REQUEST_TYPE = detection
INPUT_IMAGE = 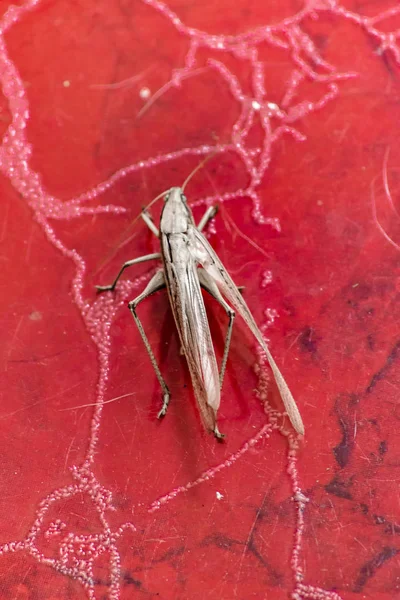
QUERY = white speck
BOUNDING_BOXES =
[252,100,261,111]
[29,311,42,321]
[63,80,71,88]
[217,42,224,49]
[267,101,280,113]
[139,87,151,99]
[216,491,224,500]
[317,200,323,206]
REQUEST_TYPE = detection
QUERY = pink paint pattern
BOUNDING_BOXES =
[0,1,399,598]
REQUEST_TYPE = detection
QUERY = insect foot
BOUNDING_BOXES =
[157,393,170,419]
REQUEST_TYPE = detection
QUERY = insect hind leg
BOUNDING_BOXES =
[198,268,235,391]
[128,270,170,418]
[198,268,237,439]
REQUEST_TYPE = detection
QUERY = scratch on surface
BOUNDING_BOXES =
[0,194,10,243]
[353,536,368,552]
[0,381,83,420]
[233,490,268,598]
[113,416,129,447]
[63,436,76,473]
[371,158,400,251]
[0,398,42,420]
[5,315,24,370]
[89,67,152,90]
[355,441,372,463]
[24,223,35,263]
[382,146,400,219]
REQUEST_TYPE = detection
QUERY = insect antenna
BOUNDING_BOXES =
[181,151,217,192]
[93,151,216,277]
[92,188,170,278]
[145,187,171,211]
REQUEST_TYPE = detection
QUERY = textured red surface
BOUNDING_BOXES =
[2,1,400,599]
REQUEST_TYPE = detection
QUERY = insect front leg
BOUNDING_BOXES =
[198,269,235,391]
[197,205,218,232]
[141,210,160,237]
[128,270,171,419]
[96,253,161,292]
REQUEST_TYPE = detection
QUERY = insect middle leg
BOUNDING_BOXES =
[198,269,235,390]
[197,207,245,294]
[128,270,171,418]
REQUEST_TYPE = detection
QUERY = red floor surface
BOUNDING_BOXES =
[1,1,400,599]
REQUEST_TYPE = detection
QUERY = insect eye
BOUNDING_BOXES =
[164,193,170,202]
[181,194,187,203]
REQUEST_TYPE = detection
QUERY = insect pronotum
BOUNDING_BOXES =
[96,170,304,438]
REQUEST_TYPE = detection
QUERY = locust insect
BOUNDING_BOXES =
[96,170,304,438]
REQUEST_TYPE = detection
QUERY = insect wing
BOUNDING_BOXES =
[189,226,305,435]
[165,253,221,433]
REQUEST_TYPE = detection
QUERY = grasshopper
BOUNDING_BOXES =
[96,180,304,438]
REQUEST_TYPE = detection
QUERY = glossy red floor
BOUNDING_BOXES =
[1,1,400,598]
